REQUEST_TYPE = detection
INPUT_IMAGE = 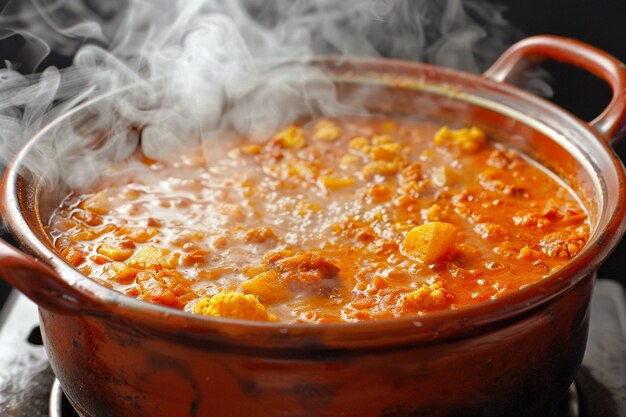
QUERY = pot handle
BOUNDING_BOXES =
[484,35,626,145]
[0,238,105,315]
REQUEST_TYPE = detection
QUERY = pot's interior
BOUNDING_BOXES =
[7,57,625,343]
[30,61,609,251]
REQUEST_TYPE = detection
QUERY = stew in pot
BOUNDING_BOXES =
[48,117,589,323]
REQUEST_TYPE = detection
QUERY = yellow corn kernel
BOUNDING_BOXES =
[128,246,180,269]
[193,292,277,321]
[402,222,457,264]
[242,269,291,303]
[273,126,306,149]
[320,176,356,190]
[312,119,341,141]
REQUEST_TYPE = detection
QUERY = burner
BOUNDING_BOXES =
[49,380,79,417]
[1,280,625,417]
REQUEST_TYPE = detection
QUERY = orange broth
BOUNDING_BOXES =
[48,117,589,323]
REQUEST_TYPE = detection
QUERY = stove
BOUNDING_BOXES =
[0,280,624,417]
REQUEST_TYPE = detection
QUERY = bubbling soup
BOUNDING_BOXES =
[48,117,589,323]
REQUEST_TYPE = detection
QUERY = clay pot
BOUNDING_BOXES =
[1,36,625,417]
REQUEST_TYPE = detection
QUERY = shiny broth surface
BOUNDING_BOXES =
[48,118,589,322]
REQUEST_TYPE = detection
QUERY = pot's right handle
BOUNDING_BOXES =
[484,35,626,145]
[0,238,104,315]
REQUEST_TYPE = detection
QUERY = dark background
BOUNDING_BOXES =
[1,0,626,305]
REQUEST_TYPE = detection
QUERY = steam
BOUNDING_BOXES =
[0,0,527,184]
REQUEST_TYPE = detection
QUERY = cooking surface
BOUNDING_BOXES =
[0,279,624,416]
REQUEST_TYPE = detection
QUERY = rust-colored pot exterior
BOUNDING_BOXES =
[1,36,626,417]
[43,276,592,417]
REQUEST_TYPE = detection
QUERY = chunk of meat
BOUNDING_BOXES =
[540,230,587,259]
[275,251,341,285]
[243,250,341,303]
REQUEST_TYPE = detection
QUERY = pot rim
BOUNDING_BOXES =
[2,54,625,348]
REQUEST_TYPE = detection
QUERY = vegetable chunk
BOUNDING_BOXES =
[401,281,453,311]
[402,222,457,264]
[434,126,486,153]
[128,246,180,269]
[134,269,196,308]
[194,293,277,321]
[242,269,291,303]
[271,126,307,149]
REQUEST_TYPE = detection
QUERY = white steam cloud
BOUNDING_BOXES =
[0,0,532,186]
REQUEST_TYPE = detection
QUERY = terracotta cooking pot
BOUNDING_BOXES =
[1,36,625,417]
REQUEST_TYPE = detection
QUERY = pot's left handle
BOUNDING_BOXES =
[0,238,103,315]
[484,35,626,145]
